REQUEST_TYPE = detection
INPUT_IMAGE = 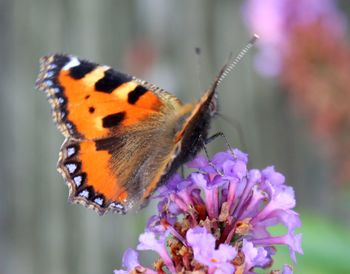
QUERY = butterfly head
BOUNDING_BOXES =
[208,92,218,117]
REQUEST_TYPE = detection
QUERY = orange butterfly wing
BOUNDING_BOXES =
[36,54,192,215]
[37,55,170,140]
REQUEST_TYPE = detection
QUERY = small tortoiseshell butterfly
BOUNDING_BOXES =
[35,36,257,215]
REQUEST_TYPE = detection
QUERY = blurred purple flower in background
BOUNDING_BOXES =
[115,149,302,273]
[243,0,350,185]
[243,0,347,76]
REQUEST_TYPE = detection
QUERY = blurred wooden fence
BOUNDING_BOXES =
[0,0,348,274]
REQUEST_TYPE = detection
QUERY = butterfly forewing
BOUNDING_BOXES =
[36,54,175,140]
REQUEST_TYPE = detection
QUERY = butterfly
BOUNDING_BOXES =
[35,38,256,215]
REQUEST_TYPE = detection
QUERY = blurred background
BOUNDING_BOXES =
[1,0,350,273]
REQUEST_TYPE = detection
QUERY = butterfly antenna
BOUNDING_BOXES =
[216,34,259,87]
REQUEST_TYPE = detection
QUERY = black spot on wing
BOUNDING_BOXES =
[89,107,95,113]
[102,112,126,128]
[95,69,132,93]
[52,55,71,68]
[69,61,97,79]
[128,85,148,104]
[95,136,124,153]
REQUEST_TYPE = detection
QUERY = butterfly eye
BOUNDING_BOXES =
[209,98,217,116]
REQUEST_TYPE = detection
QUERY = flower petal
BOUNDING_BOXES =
[262,166,285,185]
[122,248,140,269]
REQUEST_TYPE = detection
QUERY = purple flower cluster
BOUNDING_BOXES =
[243,0,347,76]
[115,149,302,273]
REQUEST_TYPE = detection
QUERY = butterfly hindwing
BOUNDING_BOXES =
[58,117,195,215]
[58,138,127,214]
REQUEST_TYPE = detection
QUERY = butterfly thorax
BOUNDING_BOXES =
[156,89,217,188]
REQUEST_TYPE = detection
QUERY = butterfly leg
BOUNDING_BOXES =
[180,165,185,177]
[205,132,236,159]
[200,135,224,176]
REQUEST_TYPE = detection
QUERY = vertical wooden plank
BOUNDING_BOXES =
[0,0,16,273]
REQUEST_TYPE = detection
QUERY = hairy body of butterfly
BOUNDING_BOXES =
[36,54,225,215]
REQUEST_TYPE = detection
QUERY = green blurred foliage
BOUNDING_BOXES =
[271,212,350,273]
